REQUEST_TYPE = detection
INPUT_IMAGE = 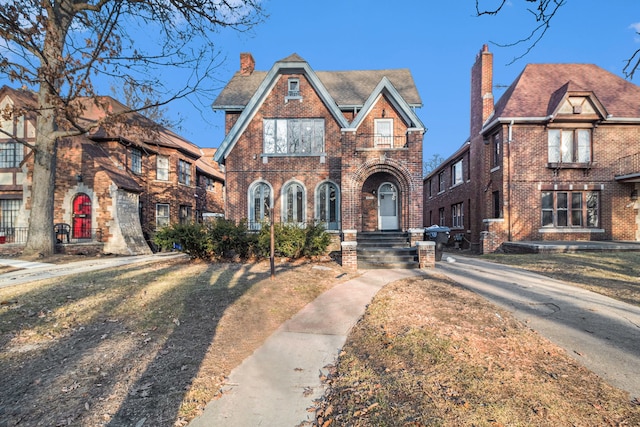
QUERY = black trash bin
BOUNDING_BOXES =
[424,225,451,261]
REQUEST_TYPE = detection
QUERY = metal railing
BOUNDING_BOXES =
[615,152,640,177]
[0,227,102,244]
[356,134,409,149]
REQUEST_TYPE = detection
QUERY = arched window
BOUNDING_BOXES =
[282,181,305,224]
[316,181,339,230]
[249,181,271,229]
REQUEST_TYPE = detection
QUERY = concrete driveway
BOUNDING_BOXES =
[437,254,640,400]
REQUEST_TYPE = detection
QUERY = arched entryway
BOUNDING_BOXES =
[361,172,404,231]
[72,193,92,239]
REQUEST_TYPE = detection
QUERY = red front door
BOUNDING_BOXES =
[72,193,92,239]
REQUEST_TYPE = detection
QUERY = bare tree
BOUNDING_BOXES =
[424,153,445,177]
[0,0,263,256]
[475,0,640,79]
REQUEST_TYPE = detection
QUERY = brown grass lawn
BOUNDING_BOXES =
[0,257,357,426]
[314,251,640,426]
[1,251,639,426]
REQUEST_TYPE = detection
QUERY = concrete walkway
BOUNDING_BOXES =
[437,254,640,399]
[189,268,424,427]
[0,253,185,288]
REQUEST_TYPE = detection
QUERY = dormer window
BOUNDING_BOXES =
[286,78,301,101]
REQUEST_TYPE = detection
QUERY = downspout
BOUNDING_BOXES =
[507,120,514,242]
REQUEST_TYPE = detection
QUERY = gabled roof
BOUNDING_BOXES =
[212,54,424,163]
[197,148,224,180]
[486,63,640,131]
[351,77,424,130]
[82,141,143,193]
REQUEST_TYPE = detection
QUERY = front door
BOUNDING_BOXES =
[72,193,92,239]
[378,182,398,230]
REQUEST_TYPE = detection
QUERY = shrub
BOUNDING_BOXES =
[154,222,211,259]
[257,222,331,258]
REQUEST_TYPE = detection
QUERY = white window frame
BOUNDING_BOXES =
[263,118,325,155]
[156,155,169,181]
[374,118,394,147]
[452,159,463,186]
[287,78,301,98]
[548,129,591,164]
[248,180,272,229]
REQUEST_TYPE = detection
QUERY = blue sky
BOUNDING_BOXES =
[184,0,639,161]
[4,1,639,162]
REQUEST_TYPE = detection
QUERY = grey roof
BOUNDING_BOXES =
[213,66,422,110]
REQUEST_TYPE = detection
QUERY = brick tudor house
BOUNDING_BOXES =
[424,45,640,253]
[0,86,224,255]
[212,53,426,264]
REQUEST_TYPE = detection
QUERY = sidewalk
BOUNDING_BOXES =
[189,268,425,427]
[0,253,185,288]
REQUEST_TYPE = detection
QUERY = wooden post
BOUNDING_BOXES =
[270,208,275,280]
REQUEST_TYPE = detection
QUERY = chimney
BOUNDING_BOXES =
[470,44,494,137]
[240,52,255,76]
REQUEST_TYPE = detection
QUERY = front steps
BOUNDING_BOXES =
[356,231,419,269]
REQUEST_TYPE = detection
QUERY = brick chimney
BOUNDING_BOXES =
[470,44,494,137]
[240,52,255,76]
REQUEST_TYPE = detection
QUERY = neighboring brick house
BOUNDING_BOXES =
[212,53,425,237]
[424,45,640,253]
[0,86,223,255]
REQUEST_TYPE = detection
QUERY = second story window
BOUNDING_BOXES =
[157,155,169,181]
[548,128,591,164]
[374,119,393,147]
[438,171,445,193]
[451,159,463,186]
[264,118,324,155]
[491,133,501,168]
[0,141,23,168]
[130,147,142,174]
[178,159,191,185]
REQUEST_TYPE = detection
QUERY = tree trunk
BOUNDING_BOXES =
[23,89,57,257]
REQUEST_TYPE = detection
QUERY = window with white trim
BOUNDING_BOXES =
[451,159,463,186]
[249,181,271,229]
[374,119,393,147]
[541,191,599,227]
[0,141,23,168]
[263,118,324,154]
[157,156,169,181]
[287,78,300,97]
[438,207,445,226]
[548,129,591,164]
[438,171,445,193]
